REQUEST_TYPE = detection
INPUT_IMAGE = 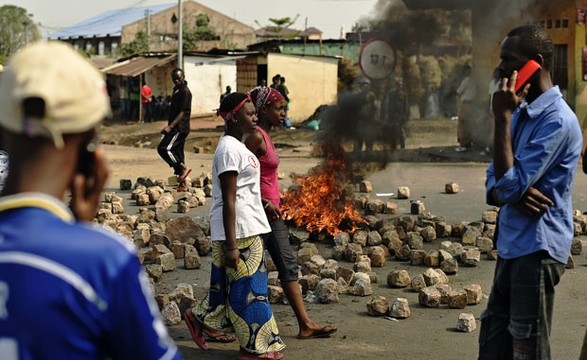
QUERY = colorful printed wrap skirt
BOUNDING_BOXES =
[192,235,285,354]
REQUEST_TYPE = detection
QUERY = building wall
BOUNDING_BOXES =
[122,0,255,52]
[280,42,361,62]
[184,56,237,115]
[471,1,580,111]
[266,53,339,122]
[145,63,176,101]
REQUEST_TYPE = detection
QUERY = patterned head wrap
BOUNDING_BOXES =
[216,93,252,122]
[249,86,285,111]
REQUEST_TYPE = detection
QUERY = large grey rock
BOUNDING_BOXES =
[161,302,182,325]
[165,216,206,244]
[184,244,201,269]
[418,286,442,307]
[316,278,339,304]
[389,298,411,318]
[366,296,389,316]
[387,269,411,288]
[456,313,477,333]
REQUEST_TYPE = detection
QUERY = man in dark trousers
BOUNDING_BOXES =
[0,41,180,360]
[479,24,582,359]
[157,68,192,190]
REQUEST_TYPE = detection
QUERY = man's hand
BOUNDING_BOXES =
[513,187,554,216]
[70,147,109,222]
[492,71,529,120]
[160,126,172,134]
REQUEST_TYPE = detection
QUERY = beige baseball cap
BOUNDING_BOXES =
[0,41,111,148]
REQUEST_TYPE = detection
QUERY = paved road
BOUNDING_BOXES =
[102,144,587,360]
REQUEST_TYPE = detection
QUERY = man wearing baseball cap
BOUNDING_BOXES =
[0,42,181,359]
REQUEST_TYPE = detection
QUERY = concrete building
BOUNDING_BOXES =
[237,52,340,122]
[49,1,255,57]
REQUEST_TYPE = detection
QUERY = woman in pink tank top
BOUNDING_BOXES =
[245,86,337,340]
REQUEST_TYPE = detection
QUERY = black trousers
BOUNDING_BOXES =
[157,131,188,175]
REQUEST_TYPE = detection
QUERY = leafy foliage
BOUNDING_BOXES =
[183,13,219,50]
[256,15,300,40]
[120,31,149,57]
[338,57,360,92]
[0,5,40,64]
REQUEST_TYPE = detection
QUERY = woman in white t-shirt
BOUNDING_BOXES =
[184,92,285,360]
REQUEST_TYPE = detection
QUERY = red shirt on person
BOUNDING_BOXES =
[141,85,152,104]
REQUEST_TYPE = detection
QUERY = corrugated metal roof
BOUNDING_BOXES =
[102,54,177,77]
[49,3,174,39]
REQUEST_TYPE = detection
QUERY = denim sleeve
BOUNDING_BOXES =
[492,118,566,204]
[485,162,499,206]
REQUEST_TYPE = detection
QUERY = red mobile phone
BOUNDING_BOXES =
[515,60,541,94]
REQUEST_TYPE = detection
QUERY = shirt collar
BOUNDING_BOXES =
[0,192,74,223]
[521,85,562,118]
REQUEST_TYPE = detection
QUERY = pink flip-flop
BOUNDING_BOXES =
[184,310,207,350]
[238,351,284,360]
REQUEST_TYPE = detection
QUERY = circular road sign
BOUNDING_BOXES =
[359,39,396,80]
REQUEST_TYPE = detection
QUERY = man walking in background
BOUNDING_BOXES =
[157,68,192,190]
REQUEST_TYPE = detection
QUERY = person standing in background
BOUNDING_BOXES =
[455,64,476,152]
[270,74,281,89]
[276,76,291,119]
[129,80,140,121]
[220,85,232,102]
[0,41,181,360]
[119,79,129,119]
[141,82,153,123]
[157,68,192,191]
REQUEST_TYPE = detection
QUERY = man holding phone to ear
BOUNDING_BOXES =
[0,42,181,360]
[479,24,582,359]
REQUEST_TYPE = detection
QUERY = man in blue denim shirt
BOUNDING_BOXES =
[478,24,582,360]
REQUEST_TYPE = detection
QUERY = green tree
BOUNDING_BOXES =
[183,13,218,50]
[0,5,40,64]
[255,15,300,40]
[120,31,149,57]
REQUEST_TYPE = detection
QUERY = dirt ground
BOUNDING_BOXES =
[99,117,587,360]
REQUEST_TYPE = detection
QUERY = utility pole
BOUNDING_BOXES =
[177,0,183,69]
[303,17,307,56]
[145,9,151,51]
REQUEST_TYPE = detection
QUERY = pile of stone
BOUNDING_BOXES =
[101,178,587,328]
[96,177,214,286]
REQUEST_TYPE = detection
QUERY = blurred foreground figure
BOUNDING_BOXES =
[0,42,181,360]
[479,24,582,360]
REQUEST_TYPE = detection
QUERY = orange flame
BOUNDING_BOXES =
[282,148,364,236]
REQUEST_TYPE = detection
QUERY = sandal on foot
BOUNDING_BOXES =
[206,332,236,343]
[238,351,284,360]
[297,325,337,340]
[184,310,207,350]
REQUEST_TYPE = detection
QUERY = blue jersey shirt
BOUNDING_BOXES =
[0,193,181,360]
[486,86,582,264]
